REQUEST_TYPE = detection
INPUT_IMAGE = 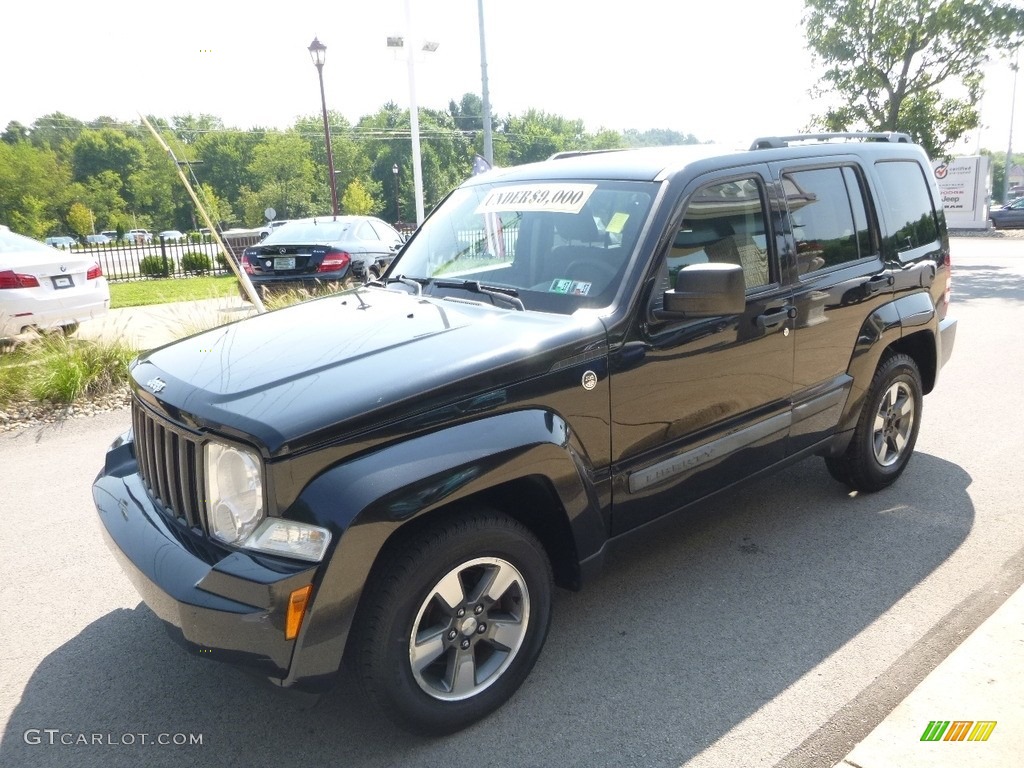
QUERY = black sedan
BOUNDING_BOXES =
[989,198,1024,229]
[241,216,404,295]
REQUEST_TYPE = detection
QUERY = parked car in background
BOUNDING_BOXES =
[257,220,291,240]
[100,230,119,240]
[989,197,1024,229]
[85,233,112,245]
[1,225,109,338]
[158,230,185,242]
[126,229,153,244]
[44,236,77,249]
[241,216,403,294]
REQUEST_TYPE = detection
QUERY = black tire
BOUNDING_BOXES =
[350,509,552,735]
[60,322,79,336]
[825,352,922,492]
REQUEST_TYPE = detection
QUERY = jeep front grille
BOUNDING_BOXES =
[132,398,206,530]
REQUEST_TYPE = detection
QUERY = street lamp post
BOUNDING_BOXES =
[308,37,340,217]
[392,163,400,223]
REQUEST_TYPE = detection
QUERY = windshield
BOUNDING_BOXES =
[390,179,655,313]
[265,219,352,243]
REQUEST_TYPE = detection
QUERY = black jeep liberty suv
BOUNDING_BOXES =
[94,133,956,734]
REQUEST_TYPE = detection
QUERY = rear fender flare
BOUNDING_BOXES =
[837,292,936,435]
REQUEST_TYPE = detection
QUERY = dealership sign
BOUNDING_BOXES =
[931,156,991,229]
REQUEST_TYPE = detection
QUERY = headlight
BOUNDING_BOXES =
[242,519,331,562]
[205,442,264,545]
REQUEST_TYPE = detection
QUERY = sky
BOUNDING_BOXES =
[1,0,1020,155]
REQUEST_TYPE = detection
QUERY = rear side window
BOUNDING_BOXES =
[873,160,939,252]
[782,166,874,275]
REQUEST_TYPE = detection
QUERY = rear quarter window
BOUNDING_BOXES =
[873,160,939,254]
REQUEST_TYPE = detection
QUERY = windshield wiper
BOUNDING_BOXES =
[374,274,425,296]
[432,279,525,311]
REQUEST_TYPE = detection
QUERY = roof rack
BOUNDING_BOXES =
[548,148,627,160]
[749,132,913,150]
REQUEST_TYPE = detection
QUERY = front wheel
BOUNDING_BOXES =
[350,510,552,735]
[826,352,922,492]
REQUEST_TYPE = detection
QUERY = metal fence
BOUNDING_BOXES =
[52,234,262,282]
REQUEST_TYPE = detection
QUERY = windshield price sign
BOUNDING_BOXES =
[475,183,597,215]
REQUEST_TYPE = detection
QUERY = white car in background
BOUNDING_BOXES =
[0,225,110,338]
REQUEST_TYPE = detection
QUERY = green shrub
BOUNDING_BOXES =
[28,334,136,404]
[181,251,213,274]
[216,253,231,271]
[139,255,168,277]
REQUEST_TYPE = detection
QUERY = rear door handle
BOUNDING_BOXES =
[864,275,894,295]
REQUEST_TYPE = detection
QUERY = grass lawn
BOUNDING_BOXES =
[109,275,239,308]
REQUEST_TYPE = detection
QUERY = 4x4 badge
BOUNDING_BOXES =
[581,371,598,391]
[145,377,167,394]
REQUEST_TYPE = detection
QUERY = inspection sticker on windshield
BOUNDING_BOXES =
[549,278,592,296]
[475,184,597,215]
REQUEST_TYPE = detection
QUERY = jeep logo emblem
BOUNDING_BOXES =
[145,377,167,394]
[581,371,598,391]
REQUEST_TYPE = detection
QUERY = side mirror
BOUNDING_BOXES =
[660,263,745,318]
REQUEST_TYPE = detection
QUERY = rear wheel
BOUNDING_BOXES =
[826,352,922,492]
[60,322,79,336]
[350,509,552,735]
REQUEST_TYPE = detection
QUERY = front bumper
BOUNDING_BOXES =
[93,438,319,684]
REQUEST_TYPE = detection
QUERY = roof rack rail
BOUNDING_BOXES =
[548,148,627,160]
[749,132,913,150]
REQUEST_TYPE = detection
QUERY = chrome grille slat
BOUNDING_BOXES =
[133,398,205,530]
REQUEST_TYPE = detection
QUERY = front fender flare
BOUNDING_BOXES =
[281,409,605,688]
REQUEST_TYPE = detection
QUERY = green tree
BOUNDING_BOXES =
[0,140,68,236]
[623,128,701,147]
[9,196,57,240]
[341,178,382,215]
[172,113,224,145]
[71,127,146,184]
[804,0,1024,157]
[248,132,316,222]
[67,202,94,239]
[2,121,29,144]
[293,112,369,214]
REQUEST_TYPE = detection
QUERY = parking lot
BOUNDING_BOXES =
[0,237,1021,768]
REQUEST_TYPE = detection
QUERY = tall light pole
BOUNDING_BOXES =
[392,163,400,223]
[308,37,340,217]
[388,3,438,227]
[477,0,493,165]
[1005,47,1019,203]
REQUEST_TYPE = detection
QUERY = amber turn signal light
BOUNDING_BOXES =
[285,585,313,640]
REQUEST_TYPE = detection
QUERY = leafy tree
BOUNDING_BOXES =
[804,0,1024,157]
[500,109,585,165]
[71,128,146,184]
[623,128,701,147]
[293,112,368,215]
[192,129,263,214]
[341,178,382,215]
[67,202,94,239]
[9,196,57,240]
[172,113,224,145]
[30,112,85,157]
[2,121,29,144]
[0,140,68,236]
[248,132,316,222]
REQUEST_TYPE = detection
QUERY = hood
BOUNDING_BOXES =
[132,287,606,455]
